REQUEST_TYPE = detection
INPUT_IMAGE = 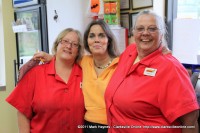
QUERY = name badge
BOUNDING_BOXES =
[144,67,157,77]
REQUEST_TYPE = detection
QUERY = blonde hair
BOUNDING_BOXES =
[51,28,84,62]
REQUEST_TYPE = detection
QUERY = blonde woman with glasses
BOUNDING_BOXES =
[6,28,85,133]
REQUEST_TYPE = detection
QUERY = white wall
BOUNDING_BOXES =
[46,0,166,53]
[153,0,165,18]
[0,0,18,132]
[46,0,91,53]
[173,19,200,64]
[0,0,5,86]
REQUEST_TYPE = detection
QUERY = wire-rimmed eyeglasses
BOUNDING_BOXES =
[59,39,79,48]
[133,26,161,34]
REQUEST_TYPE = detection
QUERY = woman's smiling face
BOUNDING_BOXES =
[133,14,163,55]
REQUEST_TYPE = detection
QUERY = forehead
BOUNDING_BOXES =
[63,31,78,41]
[89,24,105,33]
[135,14,157,26]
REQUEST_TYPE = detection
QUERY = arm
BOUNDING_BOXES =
[18,59,39,81]
[18,51,53,82]
[179,110,199,133]
[17,111,30,133]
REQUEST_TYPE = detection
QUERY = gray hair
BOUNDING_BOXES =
[132,10,168,46]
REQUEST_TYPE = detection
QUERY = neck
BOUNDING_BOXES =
[93,54,112,68]
[137,52,146,60]
[55,57,74,83]
[137,48,158,60]
[55,57,74,72]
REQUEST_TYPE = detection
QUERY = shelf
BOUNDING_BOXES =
[182,63,200,76]
[12,25,38,33]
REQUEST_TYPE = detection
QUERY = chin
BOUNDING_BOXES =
[92,51,104,55]
[60,55,73,60]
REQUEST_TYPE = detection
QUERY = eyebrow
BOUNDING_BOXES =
[63,39,78,43]
[89,32,106,34]
[136,25,158,27]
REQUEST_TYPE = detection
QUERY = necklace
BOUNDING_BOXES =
[95,60,112,69]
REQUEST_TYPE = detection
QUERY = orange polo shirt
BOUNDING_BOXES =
[80,55,119,125]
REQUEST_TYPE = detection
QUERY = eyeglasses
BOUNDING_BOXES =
[59,39,79,48]
[134,26,160,34]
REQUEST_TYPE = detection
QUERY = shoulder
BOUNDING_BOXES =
[74,63,82,72]
[124,43,137,53]
[82,55,93,60]
[118,43,137,63]
[31,63,49,72]
[23,63,49,79]
[80,55,93,66]
[161,54,184,68]
[120,43,137,58]
[155,54,188,75]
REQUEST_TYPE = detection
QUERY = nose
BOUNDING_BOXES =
[142,28,150,34]
[141,29,151,36]
[94,40,100,43]
[93,36,100,43]
[94,36,100,41]
[66,42,72,48]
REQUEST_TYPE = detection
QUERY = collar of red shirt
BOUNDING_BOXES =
[46,57,81,77]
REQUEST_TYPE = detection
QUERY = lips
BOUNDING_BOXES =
[141,39,150,42]
[63,49,72,54]
[93,45,102,49]
[140,38,153,42]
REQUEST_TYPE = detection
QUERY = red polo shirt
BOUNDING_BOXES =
[105,44,199,133]
[6,58,84,133]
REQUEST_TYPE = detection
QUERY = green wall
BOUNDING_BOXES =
[0,0,18,132]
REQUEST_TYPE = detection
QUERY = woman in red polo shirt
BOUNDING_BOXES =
[15,19,172,133]
[6,28,85,133]
[105,10,199,133]
[16,20,120,133]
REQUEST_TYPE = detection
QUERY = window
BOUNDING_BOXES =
[166,0,200,64]
[177,0,200,19]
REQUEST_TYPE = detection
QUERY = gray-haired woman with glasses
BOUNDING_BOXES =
[105,10,199,133]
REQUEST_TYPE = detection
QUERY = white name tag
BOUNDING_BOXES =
[144,67,157,77]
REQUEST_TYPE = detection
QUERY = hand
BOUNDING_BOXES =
[33,51,53,63]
